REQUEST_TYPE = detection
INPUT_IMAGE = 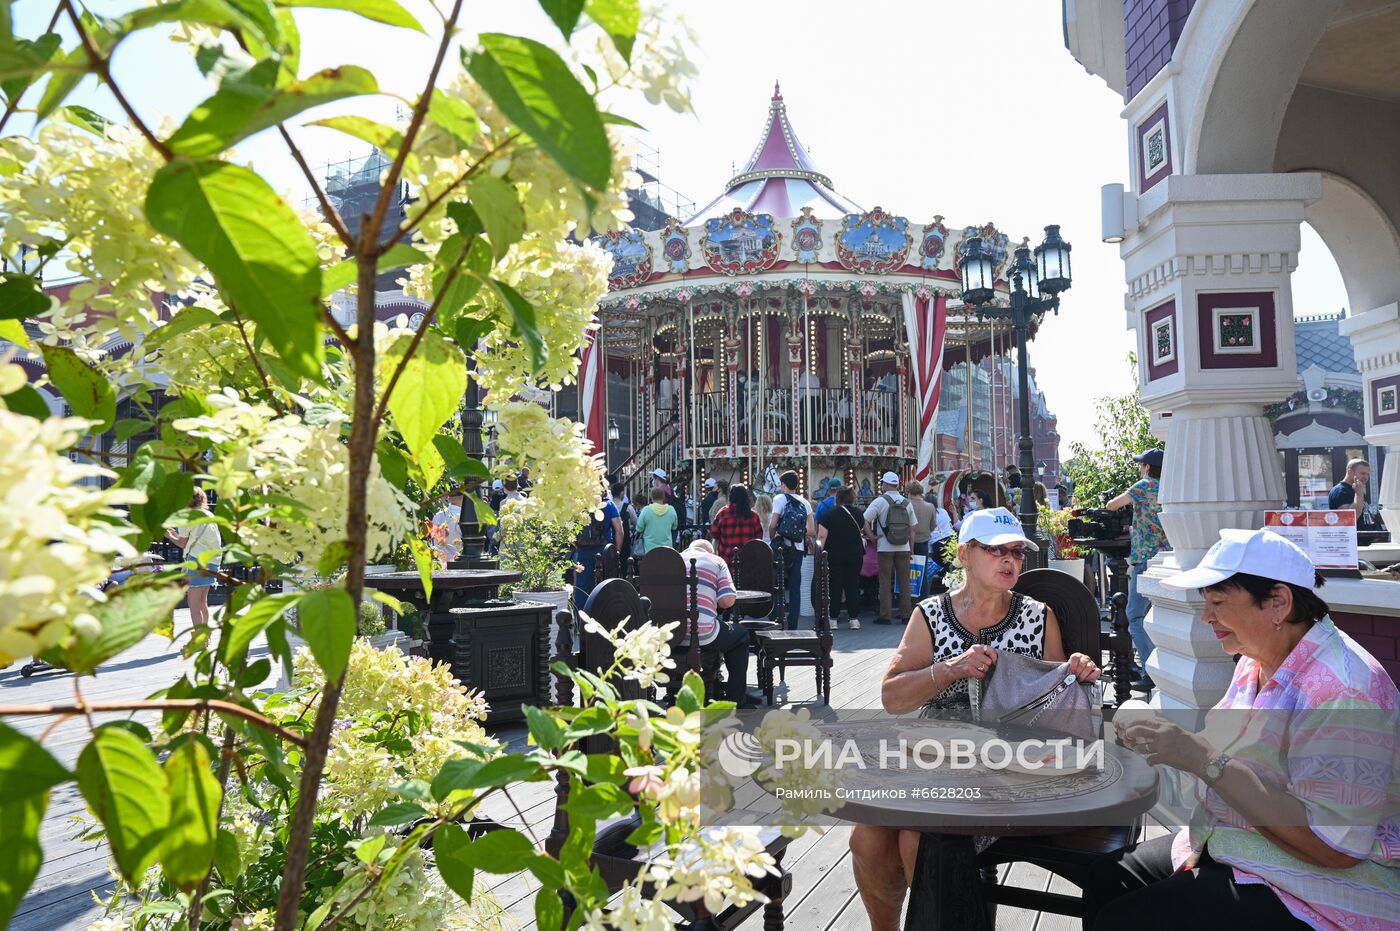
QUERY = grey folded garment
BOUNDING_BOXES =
[970,651,1102,743]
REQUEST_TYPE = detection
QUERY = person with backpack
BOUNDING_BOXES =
[766,470,814,629]
[608,480,635,565]
[572,492,623,603]
[863,470,916,625]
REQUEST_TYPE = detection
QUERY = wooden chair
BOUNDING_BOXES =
[547,579,793,929]
[637,546,723,697]
[592,542,624,584]
[750,548,833,705]
[969,568,1141,920]
[732,539,775,619]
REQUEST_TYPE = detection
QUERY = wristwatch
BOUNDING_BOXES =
[1202,753,1231,786]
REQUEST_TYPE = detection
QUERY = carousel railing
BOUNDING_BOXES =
[797,388,849,446]
[682,384,909,451]
[863,387,900,446]
[694,391,727,448]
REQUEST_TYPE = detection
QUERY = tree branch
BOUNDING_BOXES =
[323,306,354,348]
[0,2,65,137]
[228,300,287,415]
[370,258,467,431]
[394,132,521,242]
[59,0,172,161]
[279,125,355,249]
[1,699,308,748]
[361,0,466,261]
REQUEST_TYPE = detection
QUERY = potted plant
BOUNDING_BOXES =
[496,498,580,615]
[1039,504,1088,579]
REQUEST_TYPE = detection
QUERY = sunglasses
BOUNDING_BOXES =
[975,542,1028,561]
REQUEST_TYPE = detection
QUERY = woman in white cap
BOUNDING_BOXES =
[849,507,1101,929]
[1087,528,1399,930]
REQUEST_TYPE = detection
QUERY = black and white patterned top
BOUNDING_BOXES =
[919,592,1047,712]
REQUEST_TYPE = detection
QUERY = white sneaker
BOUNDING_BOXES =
[849,618,861,630]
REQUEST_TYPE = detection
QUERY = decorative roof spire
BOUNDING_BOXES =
[727,83,834,191]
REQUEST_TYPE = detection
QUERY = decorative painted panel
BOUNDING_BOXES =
[1143,299,1178,380]
[1196,291,1278,370]
[660,217,691,273]
[835,207,912,274]
[1371,373,1400,427]
[919,216,948,270]
[700,209,781,276]
[599,228,653,288]
[1136,101,1172,193]
[954,222,1011,279]
[790,207,823,263]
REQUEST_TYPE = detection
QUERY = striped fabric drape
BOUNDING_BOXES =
[580,323,606,455]
[901,291,948,481]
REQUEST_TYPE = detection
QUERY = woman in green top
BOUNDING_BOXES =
[635,487,678,554]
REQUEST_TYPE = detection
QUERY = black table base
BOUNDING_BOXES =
[905,833,994,931]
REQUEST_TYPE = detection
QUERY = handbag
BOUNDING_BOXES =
[970,650,1102,742]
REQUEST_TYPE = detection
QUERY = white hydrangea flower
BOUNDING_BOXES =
[581,610,679,689]
[0,411,143,664]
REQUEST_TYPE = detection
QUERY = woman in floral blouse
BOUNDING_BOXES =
[1106,447,1168,689]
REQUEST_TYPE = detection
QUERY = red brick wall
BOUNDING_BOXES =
[1125,0,1196,100]
[1332,611,1400,686]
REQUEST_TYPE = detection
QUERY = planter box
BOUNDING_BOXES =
[441,600,554,724]
[512,589,571,616]
[1048,558,1086,580]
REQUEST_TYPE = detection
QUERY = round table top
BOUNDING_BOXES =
[763,718,1159,835]
[733,589,772,605]
[737,619,779,631]
[362,569,522,590]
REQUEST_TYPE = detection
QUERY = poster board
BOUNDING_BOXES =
[1263,510,1358,572]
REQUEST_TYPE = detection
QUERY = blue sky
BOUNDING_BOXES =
[10,0,1348,449]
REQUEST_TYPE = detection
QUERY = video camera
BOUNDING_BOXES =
[1067,507,1131,546]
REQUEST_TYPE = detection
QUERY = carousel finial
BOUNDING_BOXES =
[773,80,782,100]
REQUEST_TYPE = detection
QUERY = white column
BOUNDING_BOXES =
[1121,173,1322,711]
[1339,303,1400,547]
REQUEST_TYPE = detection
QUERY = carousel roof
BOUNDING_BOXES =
[684,83,862,226]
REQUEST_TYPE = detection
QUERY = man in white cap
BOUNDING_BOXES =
[863,471,916,624]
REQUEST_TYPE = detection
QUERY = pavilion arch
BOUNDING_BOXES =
[1301,173,1400,315]
[1182,0,1340,175]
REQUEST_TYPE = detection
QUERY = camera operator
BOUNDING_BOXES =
[1105,448,1169,691]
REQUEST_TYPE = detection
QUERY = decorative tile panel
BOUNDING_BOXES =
[1196,292,1278,370]
[1371,374,1400,427]
[1144,299,1178,380]
[1136,102,1172,193]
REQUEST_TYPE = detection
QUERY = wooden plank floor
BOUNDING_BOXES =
[7,607,1155,930]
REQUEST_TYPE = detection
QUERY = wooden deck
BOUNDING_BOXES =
[8,610,1163,930]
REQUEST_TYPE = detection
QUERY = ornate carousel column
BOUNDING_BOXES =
[786,311,804,454]
[848,306,864,452]
[675,317,690,463]
[1339,302,1400,546]
[642,316,655,439]
[1126,173,1322,711]
[724,302,742,453]
[895,304,910,456]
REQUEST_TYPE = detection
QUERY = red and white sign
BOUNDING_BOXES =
[1264,510,1358,571]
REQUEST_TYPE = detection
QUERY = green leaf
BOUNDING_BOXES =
[114,418,152,442]
[455,755,541,791]
[160,741,220,891]
[431,435,489,483]
[237,656,272,688]
[317,539,352,576]
[433,824,475,901]
[562,706,613,741]
[434,238,491,322]
[63,584,186,676]
[58,104,113,136]
[481,277,545,370]
[213,828,242,882]
[409,535,435,602]
[146,159,324,380]
[535,888,564,931]
[36,13,113,120]
[430,757,482,801]
[41,344,115,430]
[427,90,479,147]
[0,793,45,930]
[466,829,537,873]
[521,704,564,751]
[0,721,71,798]
[76,726,171,883]
[354,832,387,863]
[2,383,51,419]
[0,274,50,320]
[274,0,423,31]
[321,242,424,298]
[219,592,299,667]
[601,110,645,129]
[376,440,409,490]
[0,318,31,348]
[467,176,524,261]
[367,801,427,827]
[564,783,631,820]
[526,854,565,889]
[168,63,379,158]
[536,0,585,38]
[296,588,355,681]
[0,32,60,101]
[142,306,227,355]
[122,0,283,50]
[465,34,612,191]
[584,0,639,62]
[583,753,627,785]
[380,328,467,464]
[307,113,404,156]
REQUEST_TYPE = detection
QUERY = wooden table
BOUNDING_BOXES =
[362,568,522,613]
[763,717,1158,930]
[733,589,773,609]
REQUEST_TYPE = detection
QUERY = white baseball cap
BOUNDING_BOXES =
[704,477,717,488]
[653,468,668,480]
[492,479,504,490]
[1162,528,1315,590]
[881,471,900,485]
[957,507,1039,551]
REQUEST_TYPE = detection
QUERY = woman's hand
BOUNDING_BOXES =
[943,644,997,681]
[1116,719,1212,774]
[1067,652,1101,682]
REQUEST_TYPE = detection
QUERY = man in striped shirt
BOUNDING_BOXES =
[679,539,752,706]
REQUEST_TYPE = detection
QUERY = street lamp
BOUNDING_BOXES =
[959,226,1073,568]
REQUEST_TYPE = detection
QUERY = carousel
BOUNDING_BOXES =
[585,84,1032,512]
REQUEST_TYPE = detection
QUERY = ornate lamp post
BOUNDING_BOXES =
[959,226,1073,568]
[606,418,620,473]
